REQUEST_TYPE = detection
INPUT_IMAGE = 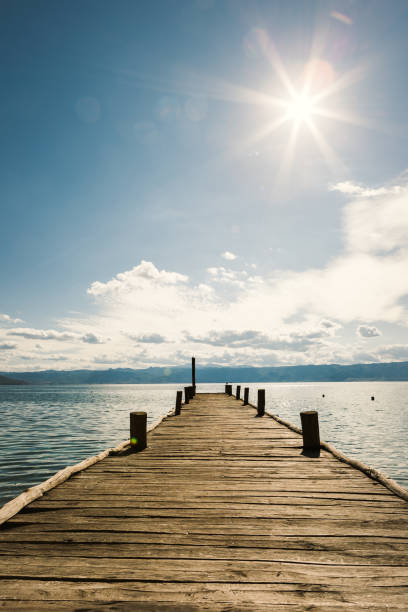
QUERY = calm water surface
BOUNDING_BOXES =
[0,381,407,507]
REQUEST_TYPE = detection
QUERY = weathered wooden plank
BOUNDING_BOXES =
[0,530,406,551]
[25,497,407,511]
[1,542,407,566]
[40,489,401,502]
[0,580,407,608]
[1,555,408,582]
[0,604,402,612]
[4,516,408,538]
[13,504,406,519]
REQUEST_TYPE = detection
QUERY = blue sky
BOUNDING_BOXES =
[2,0,408,370]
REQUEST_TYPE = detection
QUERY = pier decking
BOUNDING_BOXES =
[1,392,408,610]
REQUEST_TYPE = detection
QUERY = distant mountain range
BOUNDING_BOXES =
[3,361,408,384]
[0,374,27,385]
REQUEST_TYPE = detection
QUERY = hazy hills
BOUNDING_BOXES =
[0,374,27,385]
[2,361,408,384]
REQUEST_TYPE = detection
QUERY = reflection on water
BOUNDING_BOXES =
[0,381,407,507]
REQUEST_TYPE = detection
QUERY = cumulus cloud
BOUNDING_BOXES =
[357,325,381,338]
[0,313,23,324]
[87,260,188,297]
[376,344,408,360]
[186,329,266,347]
[221,251,237,261]
[206,266,252,288]
[93,355,124,365]
[343,188,408,256]
[8,328,75,341]
[0,343,16,350]
[320,319,341,332]
[81,332,105,344]
[185,322,339,352]
[127,333,168,344]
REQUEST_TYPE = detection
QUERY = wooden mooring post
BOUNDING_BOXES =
[175,390,182,415]
[300,410,320,451]
[236,385,241,400]
[257,389,265,416]
[192,357,196,395]
[243,387,249,405]
[184,387,190,404]
[225,384,232,396]
[129,411,147,452]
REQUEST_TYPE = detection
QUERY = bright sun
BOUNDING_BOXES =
[286,93,316,122]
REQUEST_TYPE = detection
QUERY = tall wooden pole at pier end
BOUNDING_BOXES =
[192,356,196,395]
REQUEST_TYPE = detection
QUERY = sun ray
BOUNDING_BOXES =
[275,119,302,188]
[261,38,297,99]
[312,63,369,105]
[313,106,375,130]
[197,112,292,175]
[305,118,347,174]
[109,66,286,109]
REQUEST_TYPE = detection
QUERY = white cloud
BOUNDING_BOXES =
[320,319,341,333]
[185,322,339,351]
[221,251,237,261]
[127,333,168,344]
[81,332,105,344]
[93,355,124,365]
[344,187,408,255]
[8,328,75,341]
[357,325,381,338]
[0,313,23,324]
[330,181,402,198]
[87,260,188,298]
[0,343,16,350]
[376,344,408,361]
[206,266,250,287]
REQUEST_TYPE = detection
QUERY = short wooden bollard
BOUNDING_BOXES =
[300,410,320,451]
[184,387,190,404]
[257,389,265,417]
[175,390,182,415]
[130,411,147,452]
[226,384,232,396]
[243,387,249,405]
[236,385,241,400]
[188,386,194,400]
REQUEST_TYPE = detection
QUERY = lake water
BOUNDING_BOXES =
[0,381,407,507]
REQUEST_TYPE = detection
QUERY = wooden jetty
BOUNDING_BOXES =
[0,390,408,610]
